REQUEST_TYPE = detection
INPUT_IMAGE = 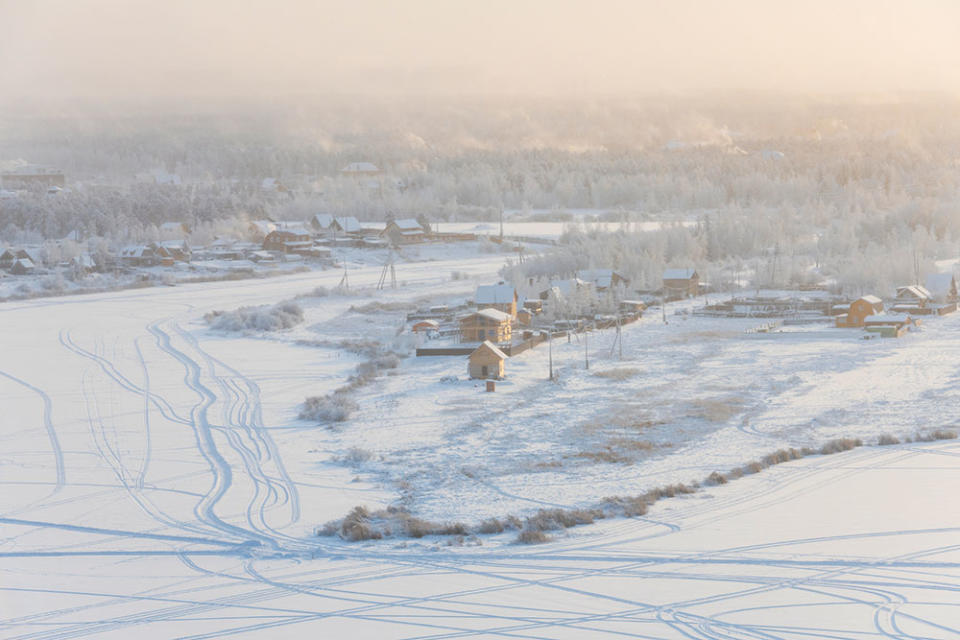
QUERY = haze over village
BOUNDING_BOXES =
[3,1,960,638]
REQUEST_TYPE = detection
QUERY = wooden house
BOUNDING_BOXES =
[382,218,426,244]
[119,245,162,266]
[330,216,363,236]
[893,285,931,311]
[836,295,883,327]
[662,268,699,298]
[517,309,533,326]
[475,283,518,317]
[460,308,513,343]
[262,229,313,253]
[468,341,508,379]
[310,213,335,233]
[10,257,36,275]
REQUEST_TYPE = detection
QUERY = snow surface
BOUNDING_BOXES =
[2,247,960,638]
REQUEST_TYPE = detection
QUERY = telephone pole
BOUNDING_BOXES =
[548,330,554,381]
[584,323,589,370]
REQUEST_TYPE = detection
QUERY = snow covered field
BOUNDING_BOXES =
[2,246,960,638]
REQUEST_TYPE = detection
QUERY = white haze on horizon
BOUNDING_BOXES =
[1,0,960,109]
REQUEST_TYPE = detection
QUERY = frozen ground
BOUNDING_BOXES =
[1,247,959,638]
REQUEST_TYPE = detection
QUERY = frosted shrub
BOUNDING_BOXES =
[205,301,304,331]
[300,392,358,422]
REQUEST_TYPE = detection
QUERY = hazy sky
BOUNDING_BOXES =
[3,0,960,104]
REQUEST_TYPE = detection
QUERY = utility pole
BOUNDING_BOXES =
[548,330,554,381]
[584,323,589,370]
[339,263,349,290]
[499,206,504,242]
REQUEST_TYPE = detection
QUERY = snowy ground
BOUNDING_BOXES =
[2,246,960,638]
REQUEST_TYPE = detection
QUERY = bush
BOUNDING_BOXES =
[877,434,900,446]
[514,529,551,544]
[915,430,957,442]
[300,392,358,422]
[205,301,304,331]
[819,438,862,455]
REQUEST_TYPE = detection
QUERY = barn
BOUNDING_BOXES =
[467,341,508,379]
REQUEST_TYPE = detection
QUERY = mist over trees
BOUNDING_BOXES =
[2,94,959,294]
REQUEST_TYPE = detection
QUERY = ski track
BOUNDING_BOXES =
[3,264,960,638]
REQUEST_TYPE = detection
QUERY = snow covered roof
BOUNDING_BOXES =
[333,216,362,233]
[864,314,910,324]
[577,268,623,289]
[468,308,513,323]
[896,285,931,300]
[14,258,35,269]
[341,162,379,174]
[476,284,516,305]
[412,319,440,329]
[312,213,334,229]
[547,278,590,297]
[663,268,697,280]
[120,245,151,258]
[392,218,423,231]
[469,340,508,360]
[857,295,883,305]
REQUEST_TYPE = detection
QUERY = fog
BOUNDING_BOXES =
[3,0,960,108]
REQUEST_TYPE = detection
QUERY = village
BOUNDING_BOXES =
[401,265,959,387]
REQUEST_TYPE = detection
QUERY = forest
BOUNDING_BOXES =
[2,93,959,294]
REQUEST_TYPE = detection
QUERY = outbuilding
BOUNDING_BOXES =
[467,341,508,379]
[836,295,884,327]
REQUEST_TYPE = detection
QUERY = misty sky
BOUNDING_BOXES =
[2,0,960,104]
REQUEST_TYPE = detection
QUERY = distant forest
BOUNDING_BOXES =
[2,94,960,293]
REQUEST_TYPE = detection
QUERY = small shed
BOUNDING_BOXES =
[468,341,507,379]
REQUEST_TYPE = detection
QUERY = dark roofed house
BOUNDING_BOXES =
[0,248,16,270]
[263,228,313,253]
[10,258,36,275]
